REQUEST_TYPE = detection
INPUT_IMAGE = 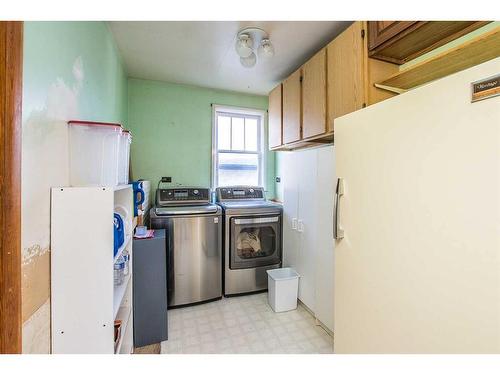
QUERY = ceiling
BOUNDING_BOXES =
[109,21,352,95]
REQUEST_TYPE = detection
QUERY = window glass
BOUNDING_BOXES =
[213,108,264,188]
[218,153,259,187]
[217,116,231,150]
[245,118,258,151]
[231,117,245,151]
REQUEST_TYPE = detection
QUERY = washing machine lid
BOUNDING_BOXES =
[154,204,220,216]
[218,200,282,214]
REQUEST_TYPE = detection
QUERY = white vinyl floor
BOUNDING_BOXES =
[161,293,334,354]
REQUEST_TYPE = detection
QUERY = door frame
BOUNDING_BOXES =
[0,21,23,354]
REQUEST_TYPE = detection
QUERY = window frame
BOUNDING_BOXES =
[211,105,267,189]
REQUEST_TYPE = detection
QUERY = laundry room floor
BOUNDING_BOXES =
[161,293,334,354]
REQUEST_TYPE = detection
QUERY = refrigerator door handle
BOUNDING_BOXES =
[334,177,345,239]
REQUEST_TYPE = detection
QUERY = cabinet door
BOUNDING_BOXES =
[367,21,416,51]
[282,152,299,269]
[268,84,283,149]
[302,48,327,139]
[368,21,489,64]
[296,149,319,312]
[327,21,366,129]
[282,68,302,144]
[314,146,335,331]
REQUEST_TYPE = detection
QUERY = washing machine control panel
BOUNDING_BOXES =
[217,186,265,201]
[156,188,210,206]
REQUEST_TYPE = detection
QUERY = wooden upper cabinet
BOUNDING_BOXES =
[282,68,302,144]
[368,21,489,64]
[302,48,327,139]
[268,84,282,149]
[368,21,417,51]
[327,21,366,130]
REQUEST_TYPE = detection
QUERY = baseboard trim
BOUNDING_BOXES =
[297,299,334,338]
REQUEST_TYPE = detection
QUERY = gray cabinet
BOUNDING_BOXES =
[133,229,168,347]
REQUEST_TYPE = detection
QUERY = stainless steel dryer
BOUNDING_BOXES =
[216,186,282,296]
[150,187,222,307]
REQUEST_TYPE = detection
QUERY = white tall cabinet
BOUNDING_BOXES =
[281,146,335,331]
[314,147,335,330]
[51,185,134,354]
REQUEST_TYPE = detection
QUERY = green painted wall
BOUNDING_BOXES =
[127,79,275,198]
[23,21,128,125]
[21,21,128,353]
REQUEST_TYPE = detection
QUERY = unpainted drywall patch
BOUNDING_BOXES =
[22,243,49,267]
[22,245,51,322]
[21,56,85,352]
[22,57,85,326]
[22,298,50,354]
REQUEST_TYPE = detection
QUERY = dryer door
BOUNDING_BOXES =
[229,215,282,270]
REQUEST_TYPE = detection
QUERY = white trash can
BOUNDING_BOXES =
[267,268,300,313]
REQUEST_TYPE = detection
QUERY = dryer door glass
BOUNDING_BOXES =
[230,215,281,269]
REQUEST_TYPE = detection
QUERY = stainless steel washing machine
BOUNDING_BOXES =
[150,187,222,307]
[216,186,282,296]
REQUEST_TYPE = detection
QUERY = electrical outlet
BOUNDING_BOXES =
[161,176,172,183]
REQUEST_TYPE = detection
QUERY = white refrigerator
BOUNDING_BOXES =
[333,57,500,353]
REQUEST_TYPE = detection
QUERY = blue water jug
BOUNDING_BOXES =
[114,213,125,256]
[132,181,145,216]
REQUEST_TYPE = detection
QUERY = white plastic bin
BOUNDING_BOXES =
[118,130,132,185]
[68,121,123,187]
[267,268,300,313]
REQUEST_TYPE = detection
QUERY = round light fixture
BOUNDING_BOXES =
[257,38,275,59]
[240,52,257,68]
[235,27,274,68]
[235,33,253,58]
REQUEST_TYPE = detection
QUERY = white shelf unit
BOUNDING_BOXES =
[51,185,134,354]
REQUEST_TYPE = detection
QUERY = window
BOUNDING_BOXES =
[212,106,266,188]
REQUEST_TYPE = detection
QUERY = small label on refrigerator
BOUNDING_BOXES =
[471,74,500,102]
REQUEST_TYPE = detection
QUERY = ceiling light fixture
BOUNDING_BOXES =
[240,52,257,68]
[235,27,274,68]
[235,33,254,58]
[258,38,275,59]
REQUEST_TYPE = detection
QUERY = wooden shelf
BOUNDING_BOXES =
[375,26,500,93]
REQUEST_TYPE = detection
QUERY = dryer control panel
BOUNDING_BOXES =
[216,186,265,201]
[156,188,210,206]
